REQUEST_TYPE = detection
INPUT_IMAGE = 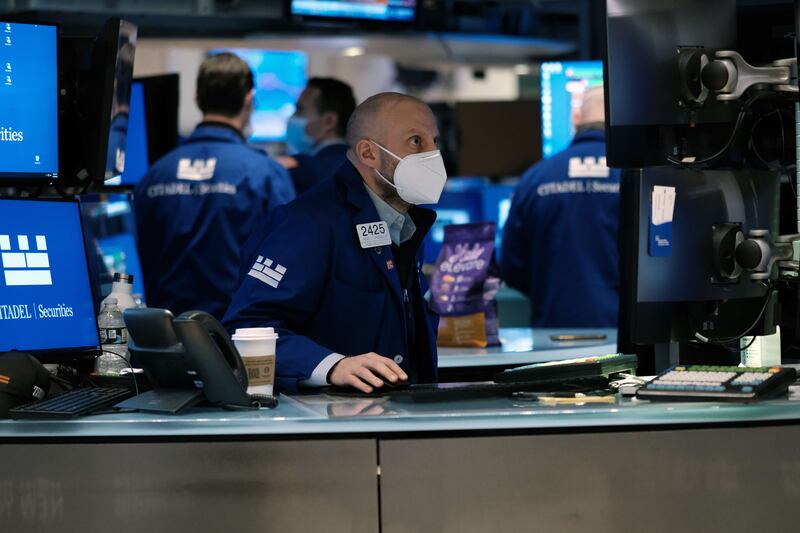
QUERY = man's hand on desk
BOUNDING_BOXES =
[328,353,408,393]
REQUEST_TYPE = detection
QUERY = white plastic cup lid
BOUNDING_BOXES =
[232,327,278,340]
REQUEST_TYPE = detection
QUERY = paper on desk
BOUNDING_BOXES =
[651,185,676,226]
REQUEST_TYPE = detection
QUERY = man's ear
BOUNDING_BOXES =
[355,139,379,169]
[321,111,338,134]
[243,89,256,111]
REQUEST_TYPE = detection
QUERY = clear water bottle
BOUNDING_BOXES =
[102,273,137,311]
[96,298,130,375]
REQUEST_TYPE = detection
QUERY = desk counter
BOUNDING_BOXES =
[0,387,799,440]
[2,384,799,533]
[437,327,618,369]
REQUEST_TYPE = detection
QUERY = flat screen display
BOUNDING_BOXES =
[79,193,145,304]
[108,81,149,186]
[540,60,603,158]
[0,199,100,354]
[212,49,308,142]
[291,0,416,22]
[103,20,137,183]
[0,22,58,180]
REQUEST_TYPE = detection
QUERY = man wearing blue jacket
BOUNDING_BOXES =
[224,92,447,393]
[280,77,356,194]
[501,86,621,328]
[135,52,295,320]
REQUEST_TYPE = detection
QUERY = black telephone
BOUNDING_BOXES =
[121,308,264,413]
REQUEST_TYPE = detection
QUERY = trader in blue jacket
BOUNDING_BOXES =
[501,86,621,328]
[135,52,295,320]
[224,92,447,393]
[280,77,356,194]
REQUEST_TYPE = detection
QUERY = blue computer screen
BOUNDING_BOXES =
[481,185,515,260]
[97,234,145,297]
[291,0,416,21]
[0,22,58,179]
[79,193,145,304]
[212,49,308,142]
[0,200,100,353]
[111,82,149,186]
[540,60,603,158]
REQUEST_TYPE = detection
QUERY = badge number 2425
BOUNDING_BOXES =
[360,223,386,237]
[356,221,391,248]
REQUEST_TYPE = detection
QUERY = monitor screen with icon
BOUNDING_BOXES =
[0,22,59,181]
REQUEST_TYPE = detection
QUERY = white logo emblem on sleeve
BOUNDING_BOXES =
[248,256,287,288]
[0,234,52,286]
[177,158,217,181]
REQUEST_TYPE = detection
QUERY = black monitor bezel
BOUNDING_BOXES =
[0,196,101,362]
[0,20,60,185]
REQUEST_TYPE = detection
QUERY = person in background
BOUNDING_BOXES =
[500,86,621,328]
[225,92,446,393]
[279,77,356,194]
[135,52,296,320]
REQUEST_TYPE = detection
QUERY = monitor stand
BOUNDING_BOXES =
[115,388,203,414]
[654,342,680,373]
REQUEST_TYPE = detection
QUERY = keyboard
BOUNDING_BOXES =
[387,382,535,403]
[636,365,797,402]
[9,387,134,419]
[325,381,604,403]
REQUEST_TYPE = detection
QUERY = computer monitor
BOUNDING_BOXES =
[59,18,138,185]
[290,0,417,22]
[79,193,145,304]
[102,20,137,183]
[605,0,796,372]
[0,198,100,360]
[604,0,738,167]
[618,168,781,371]
[109,81,149,187]
[540,60,603,158]
[0,21,59,181]
[135,74,179,165]
[211,49,307,142]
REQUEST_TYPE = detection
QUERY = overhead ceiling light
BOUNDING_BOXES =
[342,46,365,57]
[514,64,532,75]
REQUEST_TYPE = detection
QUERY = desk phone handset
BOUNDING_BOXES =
[122,308,258,413]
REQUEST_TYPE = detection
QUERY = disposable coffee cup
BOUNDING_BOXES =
[232,327,278,396]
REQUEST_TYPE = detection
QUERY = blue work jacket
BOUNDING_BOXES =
[500,130,621,328]
[134,122,296,320]
[290,142,348,194]
[223,161,439,391]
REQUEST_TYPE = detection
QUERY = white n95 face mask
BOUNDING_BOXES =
[370,140,448,205]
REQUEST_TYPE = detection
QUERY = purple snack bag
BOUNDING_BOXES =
[431,222,500,348]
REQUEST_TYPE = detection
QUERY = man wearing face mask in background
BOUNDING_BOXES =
[279,78,356,194]
[224,92,446,392]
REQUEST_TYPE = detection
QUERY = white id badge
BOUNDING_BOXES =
[356,221,391,248]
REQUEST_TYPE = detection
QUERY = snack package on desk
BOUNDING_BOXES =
[431,222,501,348]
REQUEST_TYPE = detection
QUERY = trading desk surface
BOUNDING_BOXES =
[437,327,618,368]
[2,385,800,440]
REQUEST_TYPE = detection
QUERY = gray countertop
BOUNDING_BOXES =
[2,386,800,440]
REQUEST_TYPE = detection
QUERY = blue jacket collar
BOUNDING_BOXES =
[570,129,606,145]
[188,122,247,144]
